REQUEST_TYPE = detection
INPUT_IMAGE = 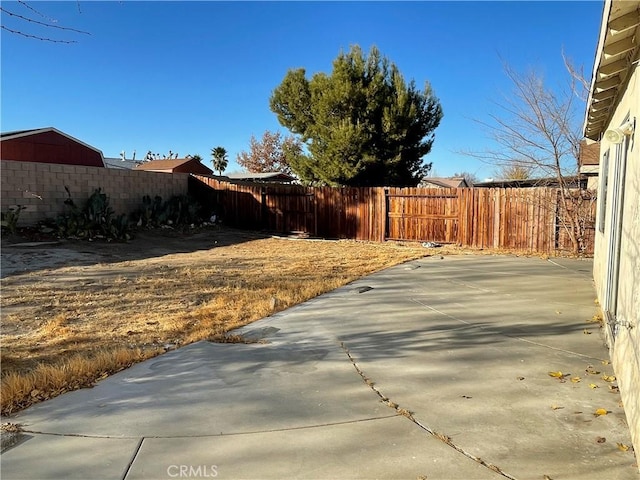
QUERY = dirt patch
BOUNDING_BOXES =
[1,228,264,276]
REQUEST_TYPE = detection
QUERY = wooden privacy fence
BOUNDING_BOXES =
[190,176,596,254]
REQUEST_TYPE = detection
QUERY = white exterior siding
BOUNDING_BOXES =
[592,60,640,457]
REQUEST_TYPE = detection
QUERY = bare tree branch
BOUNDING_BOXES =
[17,1,59,22]
[1,2,90,43]
[562,49,590,102]
[0,7,90,35]
[0,25,77,43]
[460,59,594,254]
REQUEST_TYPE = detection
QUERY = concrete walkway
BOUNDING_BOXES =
[1,255,637,479]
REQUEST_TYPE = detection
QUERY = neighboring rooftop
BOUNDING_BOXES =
[420,177,469,188]
[225,172,296,183]
[104,157,144,170]
[0,127,105,168]
[473,176,588,189]
[579,139,601,167]
[0,127,104,156]
[0,128,44,139]
[135,158,213,175]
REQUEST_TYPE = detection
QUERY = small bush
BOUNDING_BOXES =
[1,205,26,234]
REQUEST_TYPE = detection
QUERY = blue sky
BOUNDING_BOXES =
[1,1,603,180]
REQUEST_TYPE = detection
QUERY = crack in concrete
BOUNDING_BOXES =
[339,341,518,480]
[14,415,399,440]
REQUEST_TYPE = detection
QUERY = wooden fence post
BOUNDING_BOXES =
[383,188,390,241]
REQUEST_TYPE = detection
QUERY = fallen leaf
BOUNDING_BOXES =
[617,443,630,452]
[596,437,606,443]
[556,310,562,315]
[548,371,564,378]
[602,375,616,382]
[586,366,601,375]
[517,376,525,381]
[589,383,599,389]
[609,385,620,393]
[583,329,592,335]
[543,475,554,480]
[601,360,610,365]
[571,377,581,383]
[551,405,564,410]
[594,408,608,416]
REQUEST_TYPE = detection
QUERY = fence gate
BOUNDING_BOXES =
[262,187,316,235]
[385,188,459,243]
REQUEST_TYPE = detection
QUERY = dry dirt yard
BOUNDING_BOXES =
[1,227,433,415]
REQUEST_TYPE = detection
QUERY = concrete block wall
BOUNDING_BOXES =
[1,160,189,226]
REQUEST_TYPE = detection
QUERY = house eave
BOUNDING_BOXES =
[583,0,640,140]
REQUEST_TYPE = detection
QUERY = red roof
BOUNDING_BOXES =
[135,158,213,175]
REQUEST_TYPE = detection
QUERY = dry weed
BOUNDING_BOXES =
[1,348,161,415]
[1,234,428,414]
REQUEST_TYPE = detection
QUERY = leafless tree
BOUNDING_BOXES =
[466,61,595,255]
[1,1,90,43]
[493,164,532,180]
[452,171,480,186]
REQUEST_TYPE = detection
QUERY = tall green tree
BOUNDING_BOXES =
[210,146,228,176]
[270,45,443,186]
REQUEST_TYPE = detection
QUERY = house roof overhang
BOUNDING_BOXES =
[583,0,640,140]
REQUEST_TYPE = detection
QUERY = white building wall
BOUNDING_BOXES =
[593,61,640,457]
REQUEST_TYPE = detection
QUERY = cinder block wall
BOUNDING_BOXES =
[1,160,189,226]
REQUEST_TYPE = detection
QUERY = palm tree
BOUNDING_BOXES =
[211,147,228,176]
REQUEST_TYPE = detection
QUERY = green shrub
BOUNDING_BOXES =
[56,188,131,241]
[133,194,203,229]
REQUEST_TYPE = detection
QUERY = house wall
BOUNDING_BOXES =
[1,131,104,167]
[593,62,640,455]
[1,160,189,225]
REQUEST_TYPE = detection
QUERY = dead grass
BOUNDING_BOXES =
[1,348,160,414]
[1,233,432,415]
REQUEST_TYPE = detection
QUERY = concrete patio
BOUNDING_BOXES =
[1,254,637,479]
